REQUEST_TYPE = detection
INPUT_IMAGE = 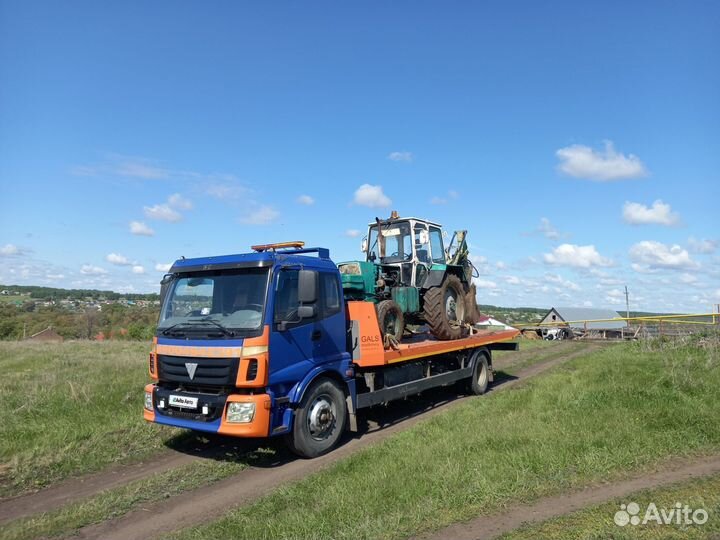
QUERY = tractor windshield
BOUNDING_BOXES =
[367,222,413,263]
[157,268,269,338]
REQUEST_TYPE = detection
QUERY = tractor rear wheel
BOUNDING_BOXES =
[376,300,405,343]
[423,275,466,340]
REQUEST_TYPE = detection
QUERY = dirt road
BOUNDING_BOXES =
[418,454,720,540]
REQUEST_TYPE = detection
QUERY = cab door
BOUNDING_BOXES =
[268,268,346,391]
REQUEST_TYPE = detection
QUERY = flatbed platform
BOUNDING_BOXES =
[348,301,520,368]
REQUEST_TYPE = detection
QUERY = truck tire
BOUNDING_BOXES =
[376,300,404,343]
[467,349,490,395]
[423,275,466,340]
[286,378,347,458]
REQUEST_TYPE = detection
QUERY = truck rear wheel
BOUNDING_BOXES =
[467,350,490,395]
[424,275,466,340]
[376,300,405,343]
[286,378,347,458]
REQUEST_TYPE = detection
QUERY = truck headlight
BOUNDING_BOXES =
[226,402,255,423]
[144,391,153,411]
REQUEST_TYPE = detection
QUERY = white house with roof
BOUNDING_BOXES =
[540,307,627,335]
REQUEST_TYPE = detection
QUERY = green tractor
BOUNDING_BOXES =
[339,211,482,341]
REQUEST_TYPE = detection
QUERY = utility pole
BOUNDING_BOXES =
[624,285,630,320]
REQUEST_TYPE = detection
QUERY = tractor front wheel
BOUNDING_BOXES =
[423,275,466,340]
[376,300,405,343]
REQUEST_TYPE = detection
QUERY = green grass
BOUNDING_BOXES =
[0,295,25,304]
[0,341,190,497]
[0,459,247,540]
[500,473,720,540]
[169,337,720,540]
[494,338,583,375]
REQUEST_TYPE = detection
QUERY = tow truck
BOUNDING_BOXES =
[144,241,518,457]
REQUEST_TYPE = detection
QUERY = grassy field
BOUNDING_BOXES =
[0,341,189,497]
[501,473,720,539]
[168,336,720,540]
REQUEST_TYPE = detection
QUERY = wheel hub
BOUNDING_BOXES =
[307,395,336,440]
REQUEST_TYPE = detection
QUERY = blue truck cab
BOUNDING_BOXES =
[144,244,356,457]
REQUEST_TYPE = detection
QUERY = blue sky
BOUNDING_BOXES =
[1,1,718,312]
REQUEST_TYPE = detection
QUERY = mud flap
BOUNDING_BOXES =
[464,284,483,325]
[346,395,358,432]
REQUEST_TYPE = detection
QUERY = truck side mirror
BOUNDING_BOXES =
[361,238,368,253]
[298,269,318,304]
[298,305,315,319]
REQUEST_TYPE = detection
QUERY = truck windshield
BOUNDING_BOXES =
[158,268,269,338]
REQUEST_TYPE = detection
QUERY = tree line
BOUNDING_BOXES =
[0,303,160,341]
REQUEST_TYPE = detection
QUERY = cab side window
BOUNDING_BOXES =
[274,269,319,328]
[321,272,341,317]
[430,227,445,263]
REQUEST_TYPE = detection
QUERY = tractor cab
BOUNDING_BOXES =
[364,212,446,288]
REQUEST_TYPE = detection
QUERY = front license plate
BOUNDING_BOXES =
[169,395,198,409]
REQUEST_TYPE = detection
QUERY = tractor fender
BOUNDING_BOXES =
[420,269,446,290]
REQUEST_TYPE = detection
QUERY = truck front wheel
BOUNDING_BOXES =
[286,378,347,458]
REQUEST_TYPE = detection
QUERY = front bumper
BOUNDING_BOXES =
[143,383,271,437]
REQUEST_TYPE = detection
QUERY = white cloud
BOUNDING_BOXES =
[556,141,647,181]
[629,241,698,271]
[430,190,459,205]
[129,221,155,236]
[543,244,612,268]
[495,261,507,270]
[583,300,593,307]
[297,195,315,206]
[474,278,498,289]
[132,265,145,274]
[106,253,132,266]
[538,217,560,240]
[679,273,698,284]
[155,263,172,272]
[80,264,108,275]
[168,193,193,210]
[345,229,361,238]
[387,151,413,162]
[72,155,170,180]
[144,204,182,222]
[622,200,679,226]
[505,276,521,285]
[0,244,21,256]
[544,272,581,291]
[353,184,392,208]
[205,182,249,199]
[114,158,170,179]
[688,237,717,254]
[606,288,625,299]
[240,205,280,225]
[46,273,65,280]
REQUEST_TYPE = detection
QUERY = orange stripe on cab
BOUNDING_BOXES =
[235,325,269,388]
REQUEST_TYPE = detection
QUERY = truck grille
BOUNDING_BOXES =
[157,355,240,387]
